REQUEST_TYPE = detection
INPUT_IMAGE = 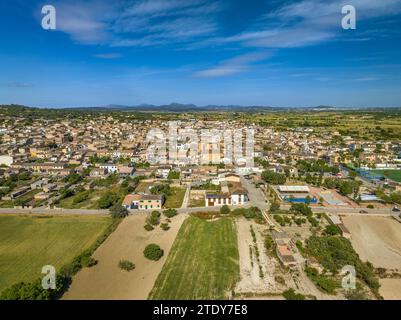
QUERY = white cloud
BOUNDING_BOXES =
[54,0,221,47]
[194,52,273,78]
[223,0,401,49]
[93,53,122,59]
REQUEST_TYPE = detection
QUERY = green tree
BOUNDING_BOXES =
[324,224,342,236]
[98,192,119,209]
[163,208,177,218]
[283,288,305,300]
[220,205,230,215]
[110,203,129,218]
[261,170,286,185]
[143,244,164,261]
[147,210,161,225]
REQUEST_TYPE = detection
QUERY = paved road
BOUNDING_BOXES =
[0,204,248,216]
[280,204,394,215]
[240,176,269,210]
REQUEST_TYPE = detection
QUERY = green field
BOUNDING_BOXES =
[149,216,239,300]
[0,214,111,293]
[372,170,401,183]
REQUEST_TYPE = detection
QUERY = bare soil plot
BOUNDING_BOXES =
[62,213,187,300]
[342,216,401,269]
[379,278,401,300]
[235,218,288,295]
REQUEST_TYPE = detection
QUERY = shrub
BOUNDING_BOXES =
[80,256,98,268]
[160,223,170,231]
[119,260,135,271]
[163,208,177,218]
[150,184,171,196]
[324,224,341,236]
[261,170,286,185]
[72,191,90,204]
[265,234,274,251]
[290,203,312,216]
[275,275,285,285]
[98,192,119,209]
[144,244,164,261]
[144,224,154,231]
[147,210,161,226]
[367,204,374,209]
[110,204,129,218]
[220,205,231,215]
[283,288,305,300]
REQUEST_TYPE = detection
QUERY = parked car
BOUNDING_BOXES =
[359,210,368,214]
[392,206,400,212]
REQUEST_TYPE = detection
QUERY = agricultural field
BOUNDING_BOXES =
[0,214,111,294]
[149,216,240,300]
[164,187,186,208]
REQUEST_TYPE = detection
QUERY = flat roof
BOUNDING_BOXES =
[278,185,310,192]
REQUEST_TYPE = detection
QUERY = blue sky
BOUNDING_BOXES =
[0,0,401,108]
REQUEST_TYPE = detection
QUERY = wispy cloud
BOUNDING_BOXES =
[54,0,221,47]
[353,77,379,81]
[221,0,401,49]
[93,53,122,59]
[4,82,34,88]
[52,0,401,50]
[194,52,273,78]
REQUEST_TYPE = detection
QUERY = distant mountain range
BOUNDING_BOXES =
[59,103,383,112]
[1,103,400,113]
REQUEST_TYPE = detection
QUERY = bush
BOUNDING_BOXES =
[144,244,164,261]
[163,208,177,218]
[80,256,98,268]
[324,224,341,236]
[283,288,305,300]
[150,184,171,196]
[269,202,280,213]
[118,260,135,271]
[147,210,161,226]
[98,192,119,209]
[306,235,380,291]
[160,223,170,231]
[72,191,90,204]
[144,224,154,231]
[290,203,312,216]
[109,203,129,218]
[265,234,274,251]
[261,170,286,185]
[220,205,230,215]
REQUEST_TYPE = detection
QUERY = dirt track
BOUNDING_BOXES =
[62,213,187,300]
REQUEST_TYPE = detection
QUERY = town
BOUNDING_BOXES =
[1,104,401,301]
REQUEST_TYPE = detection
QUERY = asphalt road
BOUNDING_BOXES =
[240,176,269,210]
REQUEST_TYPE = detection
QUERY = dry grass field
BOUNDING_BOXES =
[62,213,187,300]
